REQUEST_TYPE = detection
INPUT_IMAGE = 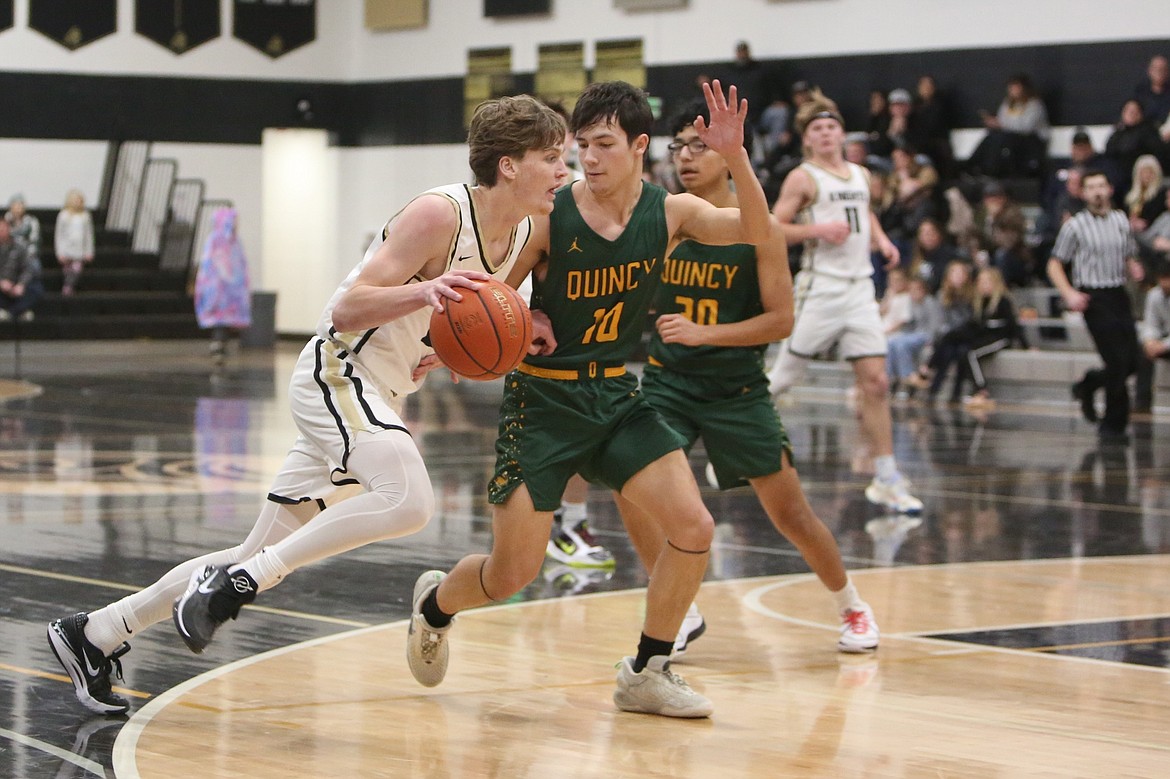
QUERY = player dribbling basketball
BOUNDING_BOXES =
[46,95,568,715]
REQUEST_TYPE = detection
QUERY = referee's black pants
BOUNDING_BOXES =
[1080,286,1139,433]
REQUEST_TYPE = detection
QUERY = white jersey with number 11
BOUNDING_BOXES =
[798,161,872,280]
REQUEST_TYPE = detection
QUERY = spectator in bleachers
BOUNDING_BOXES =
[1103,99,1163,198]
[969,73,1050,179]
[5,195,40,250]
[884,88,913,153]
[0,219,42,323]
[968,180,1026,261]
[758,96,792,160]
[728,40,772,141]
[880,267,912,335]
[909,75,955,179]
[1037,165,1086,261]
[1125,154,1167,233]
[1139,187,1170,262]
[844,132,868,166]
[844,132,890,174]
[869,165,904,237]
[990,210,1035,288]
[866,89,893,158]
[868,168,911,295]
[55,189,94,296]
[1069,128,1104,169]
[1044,130,1101,210]
[887,276,943,395]
[909,218,967,294]
[1134,55,1170,127]
[905,259,975,401]
[890,143,939,236]
[957,267,1030,409]
[943,185,976,248]
[1136,260,1170,411]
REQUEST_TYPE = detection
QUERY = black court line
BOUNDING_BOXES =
[925,617,1170,669]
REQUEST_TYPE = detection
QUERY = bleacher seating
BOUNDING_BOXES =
[0,207,200,341]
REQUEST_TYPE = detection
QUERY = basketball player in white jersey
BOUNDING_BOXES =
[46,95,569,715]
[764,92,922,514]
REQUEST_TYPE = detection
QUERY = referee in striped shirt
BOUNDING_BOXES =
[1047,169,1144,441]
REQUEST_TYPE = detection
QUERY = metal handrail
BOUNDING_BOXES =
[131,158,178,255]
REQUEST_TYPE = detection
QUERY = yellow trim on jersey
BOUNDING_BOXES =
[320,346,365,429]
[517,362,627,380]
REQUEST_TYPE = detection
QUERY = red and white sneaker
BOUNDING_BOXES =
[838,603,879,653]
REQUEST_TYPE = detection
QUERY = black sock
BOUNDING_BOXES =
[633,633,675,672]
[421,587,453,628]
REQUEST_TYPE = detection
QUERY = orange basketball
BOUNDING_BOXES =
[429,279,532,380]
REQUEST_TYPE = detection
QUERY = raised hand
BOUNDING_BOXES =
[694,78,748,158]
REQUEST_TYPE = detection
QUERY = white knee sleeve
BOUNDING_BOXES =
[246,434,435,583]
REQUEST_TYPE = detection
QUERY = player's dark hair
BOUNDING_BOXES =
[570,81,654,144]
[467,95,566,186]
[1081,168,1110,187]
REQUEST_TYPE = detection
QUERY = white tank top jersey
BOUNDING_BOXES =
[316,183,533,400]
[798,161,873,280]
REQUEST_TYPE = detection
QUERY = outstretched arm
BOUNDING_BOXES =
[670,79,773,247]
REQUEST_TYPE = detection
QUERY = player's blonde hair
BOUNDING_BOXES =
[467,95,567,187]
[794,89,845,136]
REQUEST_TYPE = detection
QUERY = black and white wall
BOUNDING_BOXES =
[1,0,1166,331]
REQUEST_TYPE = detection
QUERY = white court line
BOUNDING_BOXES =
[111,587,641,779]
[741,556,1170,676]
[0,726,104,777]
[113,556,1170,777]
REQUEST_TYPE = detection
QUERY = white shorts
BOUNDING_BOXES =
[787,273,887,360]
[267,339,413,505]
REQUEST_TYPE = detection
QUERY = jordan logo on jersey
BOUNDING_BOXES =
[568,238,583,253]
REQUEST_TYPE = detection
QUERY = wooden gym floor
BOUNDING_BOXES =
[2,341,1170,778]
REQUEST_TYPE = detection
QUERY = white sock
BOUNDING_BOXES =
[84,601,141,656]
[873,455,899,483]
[559,500,587,524]
[831,578,865,613]
[230,548,291,593]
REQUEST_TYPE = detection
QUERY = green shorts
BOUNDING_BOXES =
[489,369,687,511]
[640,365,792,490]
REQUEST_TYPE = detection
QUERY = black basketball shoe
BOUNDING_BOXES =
[47,613,132,715]
[173,565,257,654]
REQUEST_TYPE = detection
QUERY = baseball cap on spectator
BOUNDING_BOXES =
[982,181,1006,198]
[1072,128,1092,146]
[888,88,912,105]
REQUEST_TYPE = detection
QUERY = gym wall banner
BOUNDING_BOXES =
[29,0,116,50]
[136,0,221,55]
[234,0,316,59]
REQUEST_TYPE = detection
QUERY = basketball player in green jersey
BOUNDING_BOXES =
[617,102,879,657]
[407,79,773,718]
